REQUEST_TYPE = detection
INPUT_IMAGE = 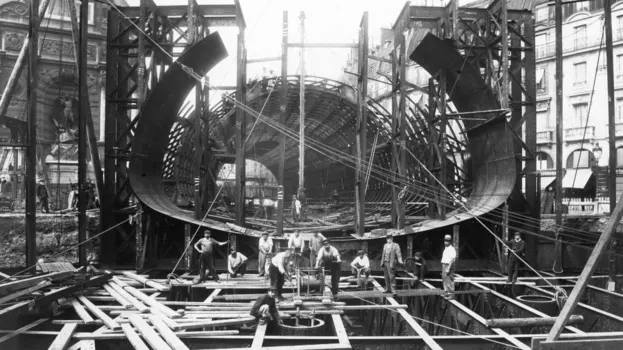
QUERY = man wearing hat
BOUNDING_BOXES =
[194,230,228,283]
[228,248,248,278]
[250,288,282,331]
[407,251,427,286]
[350,250,370,289]
[315,238,342,299]
[441,234,457,299]
[381,233,403,295]
[505,232,525,283]
[258,232,273,277]
[308,231,326,268]
[36,179,49,214]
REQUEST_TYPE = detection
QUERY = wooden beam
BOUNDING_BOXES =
[287,43,358,48]
[331,314,351,347]
[150,315,189,350]
[112,277,181,318]
[120,323,150,350]
[48,323,78,350]
[204,288,221,303]
[0,280,51,305]
[121,271,169,291]
[128,315,172,350]
[70,298,95,325]
[546,191,623,341]
[107,282,149,313]
[0,271,74,295]
[370,280,442,350]
[0,318,48,345]
[171,316,256,331]
[102,284,132,309]
[534,337,623,350]
[251,323,267,349]
[486,315,583,328]
[76,295,121,330]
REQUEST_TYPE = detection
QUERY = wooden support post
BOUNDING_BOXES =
[48,323,78,350]
[546,191,623,341]
[438,69,447,220]
[277,11,288,237]
[406,235,413,258]
[77,0,90,267]
[297,11,307,218]
[184,224,192,271]
[235,4,247,226]
[25,0,39,270]
[355,12,368,236]
[135,207,144,272]
[486,315,583,328]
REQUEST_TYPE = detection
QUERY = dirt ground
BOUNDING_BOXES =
[0,212,100,268]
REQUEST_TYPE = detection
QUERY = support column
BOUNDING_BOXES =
[99,71,106,142]
[453,225,459,264]
[554,0,564,271]
[136,204,144,271]
[25,0,40,269]
[276,11,288,236]
[184,224,192,271]
[355,12,368,236]
[297,12,306,220]
[438,69,447,220]
[406,235,413,259]
[235,7,247,226]
[605,0,618,291]
[77,0,89,267]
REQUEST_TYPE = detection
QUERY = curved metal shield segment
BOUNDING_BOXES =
[129,33,244,233]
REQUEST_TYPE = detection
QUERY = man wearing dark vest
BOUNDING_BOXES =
[315,238,341,299]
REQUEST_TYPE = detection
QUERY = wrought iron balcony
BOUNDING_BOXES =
[537,130,553,144]
[564,126,595,141]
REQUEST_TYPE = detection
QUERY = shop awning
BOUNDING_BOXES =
[540,176,555,190]
[562,169,594,189]
[536,68,545,85]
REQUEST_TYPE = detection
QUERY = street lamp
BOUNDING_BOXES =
[592,142,603,161]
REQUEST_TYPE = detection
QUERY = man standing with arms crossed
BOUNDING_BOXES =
[258,232,273,277]
[381,233,403,296]
[194,230,228,283]
[441,234,457,300]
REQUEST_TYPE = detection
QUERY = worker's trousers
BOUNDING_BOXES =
[383,263,397,294]
[441,263,455,295]
[258,252,269,274]
[269,264,285,297]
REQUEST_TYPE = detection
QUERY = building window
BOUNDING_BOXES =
[566,149,594,169]
[536,67,546,93]
[573,102,588,128]
[617,98,623,123]
[536,34,549,58]
[619,15,623,40]
[537,152,554,170]
[574,25,587,50]
[617,148,623,168]
[574,62,587,84]
[618,55,623,77]
[536,6,548,23]
[45,2,95,24]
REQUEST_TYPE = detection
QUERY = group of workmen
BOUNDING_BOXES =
[194,228,526,329]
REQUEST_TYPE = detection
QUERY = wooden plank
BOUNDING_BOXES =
[48,323,78,350]
[331,314,350,346]
[121,271,168,291]
[171,316,257,331]
[128,315,172,350]
[0,271,16,281]
[0,280,51,305]
[103,284,132,309]
[537,338,623,350]
[70,298,95,325]
[204,288,222,303]
[251,323,267,349]
[120,323,149,350]
[0,318,48,345]
[107,282,149,313]
[229,345,351,350]
[0,271,74,295]
[370,280,442,350]
[150,315,189,350]
[112,277,181,318]
[76,294,121,330]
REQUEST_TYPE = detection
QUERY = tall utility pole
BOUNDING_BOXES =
[605,0,618,290]
[297,11,306,214]
[554,0,564,271]
[25,0,39,269]
[277,11,288,236]
[77,0,89,266]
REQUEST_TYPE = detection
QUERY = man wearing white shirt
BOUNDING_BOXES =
[441,234,457,300]
[350,250,370,278]
[315,239,341,299]
[288,230,304,268]
[269,250,293,301]
[309,232,326,268]
[258,232,273,277]
[228,248,248,278]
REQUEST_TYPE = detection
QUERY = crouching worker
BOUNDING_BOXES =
[250,288,282,332]
[350,250,371,290]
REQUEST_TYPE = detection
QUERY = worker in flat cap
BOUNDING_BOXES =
[504,231,525,283]
[441,234,457,299]
[406,251,427,287]
[351,250,371,290]
[315,238,342,299]
[250,287,282,331]
[381,233,403,295]
[194,230,228,283]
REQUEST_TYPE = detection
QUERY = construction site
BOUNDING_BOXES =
[1,0,623,349]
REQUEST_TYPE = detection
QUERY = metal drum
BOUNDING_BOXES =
[276,316,325,336]
[516,294,559,316]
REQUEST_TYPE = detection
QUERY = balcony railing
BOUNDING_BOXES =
[564,126,595,141]
[536,35,611,59]
[537,130,553,144]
